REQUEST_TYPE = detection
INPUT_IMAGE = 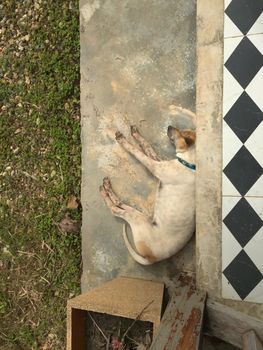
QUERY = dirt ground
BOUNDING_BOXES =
[86,312,153,350]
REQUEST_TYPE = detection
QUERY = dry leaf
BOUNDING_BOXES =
[58,214,80,233]
[67,195,78,209]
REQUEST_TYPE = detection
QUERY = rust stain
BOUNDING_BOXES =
[187,285,197,299]
[163,309,183,350]
[175,308,201,350]
[178,273,195,288]
[176,274,205,301]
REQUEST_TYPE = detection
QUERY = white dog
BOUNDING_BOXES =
[100,106,196,265]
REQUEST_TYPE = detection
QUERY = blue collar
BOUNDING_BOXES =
[176,156,196,171]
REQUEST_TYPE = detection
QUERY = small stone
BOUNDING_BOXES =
[15,128,22,134]
[3,247,11,254]
[25,76,30,84]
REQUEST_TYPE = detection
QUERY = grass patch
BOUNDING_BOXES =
[0,0,81,348]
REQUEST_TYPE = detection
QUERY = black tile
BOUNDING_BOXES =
[223,250,262,300]
[224,92,263,143]
[225,37,263,89]
[223,198,263,247]
[225,0,263,35]
[224,146,263,196]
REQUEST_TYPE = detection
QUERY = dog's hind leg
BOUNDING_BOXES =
[100,178,157,265]
[100,177,149,221]
[130,125,160,161]
[102,177,123,207]
[100,184,126,216]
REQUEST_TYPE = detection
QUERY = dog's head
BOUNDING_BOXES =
[167,126,196,153]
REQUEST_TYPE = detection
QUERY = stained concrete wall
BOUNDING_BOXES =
[80,0,197,291]
[196,0,263,320]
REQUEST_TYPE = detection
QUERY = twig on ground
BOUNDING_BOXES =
[41,240,54,253]
[125,335,140,346]
[120,300,154,349]
[40,276,51,285]
[106,337,110,350]
[88,312,108,342]
[20,170,38,181]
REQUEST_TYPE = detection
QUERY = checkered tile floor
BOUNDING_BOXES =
[222,0,263,303]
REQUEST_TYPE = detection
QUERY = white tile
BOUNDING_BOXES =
[246,197,263,220]
[246,68,263,111]
[246,175,263,197]
[247,33,263,54]
[224,0,232,10]
[223,68,243,115]
[244,228,263,274]
[245,121,263,168]
[247,13,263,35]
[224,14,243,38]
[245,280,263,304]
[222,274,242,300]
[222,121,243,167]
[222,174,241,196]
[222,223,242,269]
[222,195,240,219]
[224,36,243,63]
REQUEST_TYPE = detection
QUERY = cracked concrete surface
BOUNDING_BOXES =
[80,0,197,291]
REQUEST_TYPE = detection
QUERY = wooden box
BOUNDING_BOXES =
[67,276,164,350]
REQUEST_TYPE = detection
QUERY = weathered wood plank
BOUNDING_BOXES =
[205,299,263,348]
[243,330,263,350]
[150,274,206,350]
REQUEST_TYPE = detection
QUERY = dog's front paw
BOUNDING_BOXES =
[103,176,111,190]
[115,131,125,142]
[130,125,139,136]
[99,185,105,194]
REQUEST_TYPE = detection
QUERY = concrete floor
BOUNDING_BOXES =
[80,0,197,291]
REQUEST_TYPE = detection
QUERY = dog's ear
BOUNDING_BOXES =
[180,130,196,146]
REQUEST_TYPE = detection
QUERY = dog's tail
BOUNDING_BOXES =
[122,224,153,266]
